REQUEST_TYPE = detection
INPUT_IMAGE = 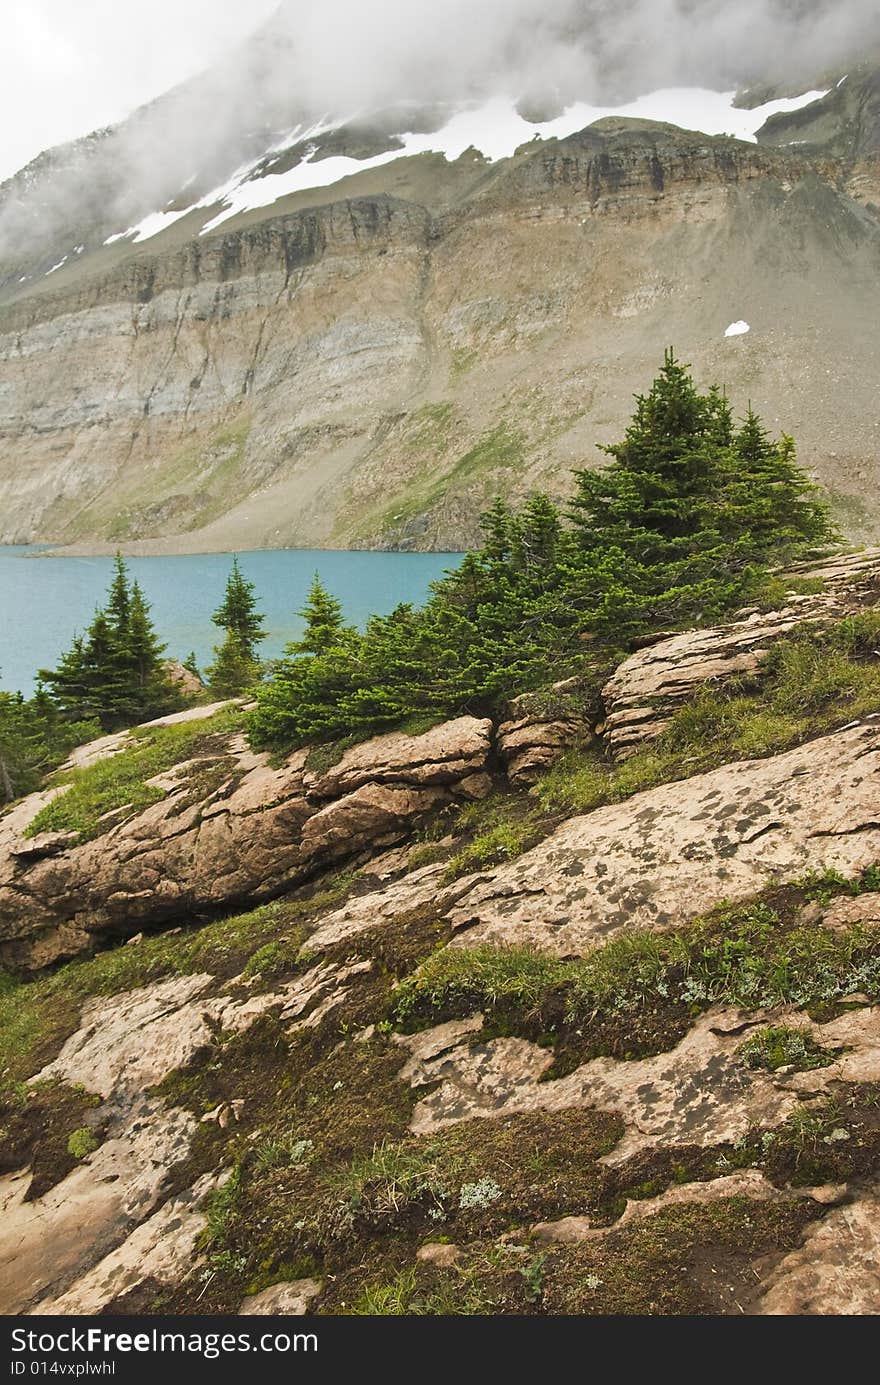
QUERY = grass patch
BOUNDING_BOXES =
[538,611,880,815]
[756,1084,880,1185]
[443,793,545,879]
[748,573,827,609]
[391,869,880,1065]
[450,347,478,378]
[347,1266,496,1315]
[314,1108,621,1280]
[24,707,242,843]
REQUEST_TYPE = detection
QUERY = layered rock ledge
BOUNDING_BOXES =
[601,549,880,758]
[0,714,492,970]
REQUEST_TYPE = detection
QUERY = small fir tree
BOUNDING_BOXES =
[206,557,266,696]
[248,576,359,747]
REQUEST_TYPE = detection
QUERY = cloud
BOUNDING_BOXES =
[1,0,877,272]
[270,0,880,112]
[0,1,278,181]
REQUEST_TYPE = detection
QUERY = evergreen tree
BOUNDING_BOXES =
[516,492,562,573]
[295,575,348,655]
[722,409,836,556]
[206,558,266,696]
[566,351,834,632]
[40,555,180,731]
[481,497,518,567]
[249,576,360,747]
[0,687,99,803]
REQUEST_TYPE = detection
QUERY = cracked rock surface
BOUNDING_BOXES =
[0,715,493,970]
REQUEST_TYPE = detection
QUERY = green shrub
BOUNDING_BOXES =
[66,1127,98,1159]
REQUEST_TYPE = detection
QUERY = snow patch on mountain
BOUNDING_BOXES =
[103,86,829,246]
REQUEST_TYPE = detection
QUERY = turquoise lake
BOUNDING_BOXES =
[0,547,463,695]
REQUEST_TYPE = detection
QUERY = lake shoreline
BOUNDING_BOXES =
[24,538,462,559]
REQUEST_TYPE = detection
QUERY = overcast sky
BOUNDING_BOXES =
[0,0,277,181]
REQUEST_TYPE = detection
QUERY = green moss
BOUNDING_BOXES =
[758,1084,880,1185]
[25,707,242,843]
[737,1025,840,1072]
[0,1079,103,1199]
[66,1126,99,1159]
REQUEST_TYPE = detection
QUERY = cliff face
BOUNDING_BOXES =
[1,113,879,552]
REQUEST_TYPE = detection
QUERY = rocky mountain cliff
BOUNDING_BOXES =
[1,50,879,553]
[2,550,880,1315]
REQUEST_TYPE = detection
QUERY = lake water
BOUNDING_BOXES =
[0,547,463,695]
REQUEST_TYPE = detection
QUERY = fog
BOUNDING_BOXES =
[270,0,880,113]
[1,0,877,272]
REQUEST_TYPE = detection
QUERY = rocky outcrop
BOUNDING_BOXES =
[496,680,591,786]
[4,700,880,1313]
[0,1101,198,1315]
[600,550,880,758]
[239,1280,322,1315]
[397,1005,880,1154]
[448,720,880,954]
[0,715,492,970]
[755,1187,880,1315]
[163,659,205,699]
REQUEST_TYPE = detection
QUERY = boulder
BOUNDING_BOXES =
[239,1280,322,1315]
[300,784,451,861]
[496,682,592,786]
[162,659,205,699]
[398,1005,880,1161]
[756,1187,880,1314]
[303,716,493,799]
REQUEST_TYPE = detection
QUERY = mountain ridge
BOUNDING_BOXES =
[1,46,879,553]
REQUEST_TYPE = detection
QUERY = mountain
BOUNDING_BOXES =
[0,14,879,552]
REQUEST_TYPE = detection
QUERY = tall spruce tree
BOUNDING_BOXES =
[206,557,266,696]
[566,350,834,632]
[40,555,180,731]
